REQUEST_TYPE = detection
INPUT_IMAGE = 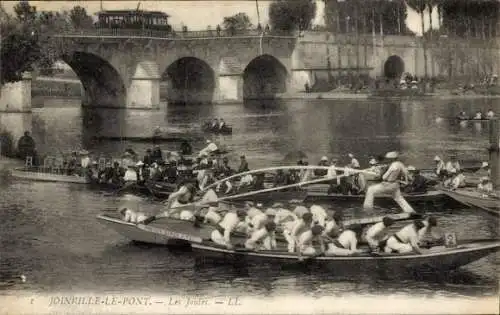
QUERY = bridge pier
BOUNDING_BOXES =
[126,61,161,109]
[216,74,243,102]
[0,72,33,149]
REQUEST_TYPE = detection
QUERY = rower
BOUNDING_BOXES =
[476,161,491,178]
[486,109,495,119]
[363,151,415,213]
[291,213,314,251]
[244,221,277,251]
[434,156,446,180]
[310,204,328,227]
[403,166,428,193]
[347,153,360,169]
[322,211,344,239]
[163,181,197,220]
[297,225,325,258]
[273,203,298,226]
[474,111,483,120]
[382,220,426,254]
[325,224,364,256]
[314,156,329,176]
[211,118,219,129]
[417,216,439,244]
[450,169,466,190]
[119,207,148,224]
[200,188,223,224]
[210,209,248,249]
[364,217,395,251]
[445,155,461,174]
[292,205,310,220]
[477,177,493,194]
[219,118,226,130]
[238,155,250,173]
[246,203,268,234]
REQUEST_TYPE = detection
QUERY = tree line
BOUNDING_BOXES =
[1,2,94,84]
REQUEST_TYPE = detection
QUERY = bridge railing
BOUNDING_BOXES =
[50,28,297,39]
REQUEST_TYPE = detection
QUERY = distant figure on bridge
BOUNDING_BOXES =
[216,24,221,36]
[17,131,36,161]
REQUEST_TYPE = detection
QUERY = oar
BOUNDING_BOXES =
[217,168,378,202]
[201,165,376,194]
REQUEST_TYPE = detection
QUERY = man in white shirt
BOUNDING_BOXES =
[382,220,425,254]
[347,153,360,169]
[364,217,395,250]
[210,209,248,249]
[245,221,277,250]
[297,225,325,257]
[246,203,268,234]
[310,204,328,227]
[363,151,415,213]
[434,156,446,179]
[325,225,364,256]
[445,155,461,174]
[450,169,466,190]
[199,140,218,157]
[283,212,314,253]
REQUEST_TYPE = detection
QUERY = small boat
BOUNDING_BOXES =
[143,180,177,198]
[202,125,233,135]
[10,167,91,184]
[441,188,499,216]
[190,239,500,272]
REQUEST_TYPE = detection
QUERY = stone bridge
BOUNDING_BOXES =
[46,30,298,109]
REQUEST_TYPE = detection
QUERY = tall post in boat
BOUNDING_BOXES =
[489,118,500,190]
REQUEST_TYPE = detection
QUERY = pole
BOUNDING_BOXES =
[100,0,103,11]
[255,0,261,26]
[489,119,500,190]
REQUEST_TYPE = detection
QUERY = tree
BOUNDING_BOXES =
[269,0,316,33]
[222,12,252,34]
[1,4,75,84]
[69,6,94,29]
[407,0,428,79]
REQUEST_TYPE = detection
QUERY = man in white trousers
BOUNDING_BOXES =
[363,151,415,213]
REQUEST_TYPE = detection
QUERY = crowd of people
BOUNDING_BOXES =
[456,109,495,120]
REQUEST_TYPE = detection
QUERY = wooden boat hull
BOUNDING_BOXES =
[191,240,500,272]
[441,189,499,216]
[305,188,448,208]
[10,168,91,184]
[96,214,213,246]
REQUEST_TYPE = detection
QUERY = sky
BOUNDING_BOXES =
[2,0,440,35]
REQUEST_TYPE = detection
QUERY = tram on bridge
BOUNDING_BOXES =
[96,10,173,33]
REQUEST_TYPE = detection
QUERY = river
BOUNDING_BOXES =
[0,97,498,301]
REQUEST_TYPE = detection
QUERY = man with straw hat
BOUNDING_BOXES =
[363,151,415,213]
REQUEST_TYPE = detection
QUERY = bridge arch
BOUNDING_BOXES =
[243,55,288,100]
[383,55,405,80]
[61,51,126,107]
[163,57,215,105]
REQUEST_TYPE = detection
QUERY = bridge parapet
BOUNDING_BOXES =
[48,28,298,40]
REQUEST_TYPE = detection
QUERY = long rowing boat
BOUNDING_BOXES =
[190,239,500,272]
[96,212,421,247]
[10,167,91,184]
[441,188,499,216]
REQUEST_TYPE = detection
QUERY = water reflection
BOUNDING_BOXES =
[1,96,499,296]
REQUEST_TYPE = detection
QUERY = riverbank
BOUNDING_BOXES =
[277,90,500,101]
[0,156,23,172]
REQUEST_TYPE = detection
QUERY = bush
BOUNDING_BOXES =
[0,129,16,158]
